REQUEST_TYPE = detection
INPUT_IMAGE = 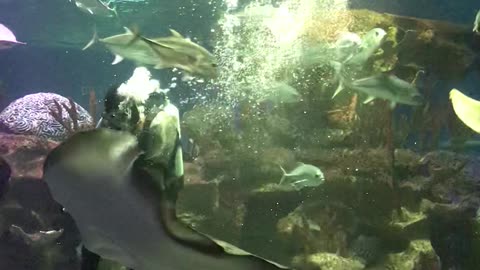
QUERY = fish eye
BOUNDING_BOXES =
[211,63,217,67]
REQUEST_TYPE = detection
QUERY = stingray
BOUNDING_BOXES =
[0,23,25,49]
[43,128,290,270]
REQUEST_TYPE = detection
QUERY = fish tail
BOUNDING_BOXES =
[112,5,121,22]
[278,165,287,184]
[332,80,344,99]
[82,26,98,51]
[330,61,345,99]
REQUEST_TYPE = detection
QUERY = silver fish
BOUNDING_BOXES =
[260,82,301,105]
[71,0,118,18]
[149,29,218,79]
[474,9,480,33]
[43,129,290,270]
[334,32,362,63]
[83,28,218,79]
[349,73,423,108]
[331,28,387,98]
[279,162,325,190]
[344,28,387,68]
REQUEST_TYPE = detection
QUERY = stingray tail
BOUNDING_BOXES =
[82,26,98,51]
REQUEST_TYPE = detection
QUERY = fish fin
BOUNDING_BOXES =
[87,8,94,14]
[292,179,308,185]
[82,26,98,50]
[123,26,134,35]
[363,96,375,104]
[278,165,287,184]
[111,55,124,65]
[332,81,344,99]
[111,5,120,20]
[95,117,103,128]
[389,101,397,109]
[124,26,146,49]
[169,29,184,38]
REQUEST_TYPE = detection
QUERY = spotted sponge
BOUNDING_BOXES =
[0,93,93,141]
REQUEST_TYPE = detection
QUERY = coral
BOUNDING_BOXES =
[48,98,80,135]
[0,93,94,141]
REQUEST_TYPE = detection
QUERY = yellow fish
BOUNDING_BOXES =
[449,88,480,133]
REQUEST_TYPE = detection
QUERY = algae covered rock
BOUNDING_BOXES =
[380,240,440,270]
[292,252,365,270]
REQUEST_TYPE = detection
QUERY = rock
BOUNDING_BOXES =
[183,162,207,185]
[0,157,10,197]
[291,253,364,270]
[0,133,58,179]
[379,240,440,270]
[347,9,476,80]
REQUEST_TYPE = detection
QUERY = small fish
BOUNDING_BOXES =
[43,129,290,270]
[83,27,218,79]
[279,162,325,190]
[449,88,480,133]
[0,23,26,49]
[349,73,423,108]
[473,9,480,33]
[71,0,118,18]
[259,82,301,105]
